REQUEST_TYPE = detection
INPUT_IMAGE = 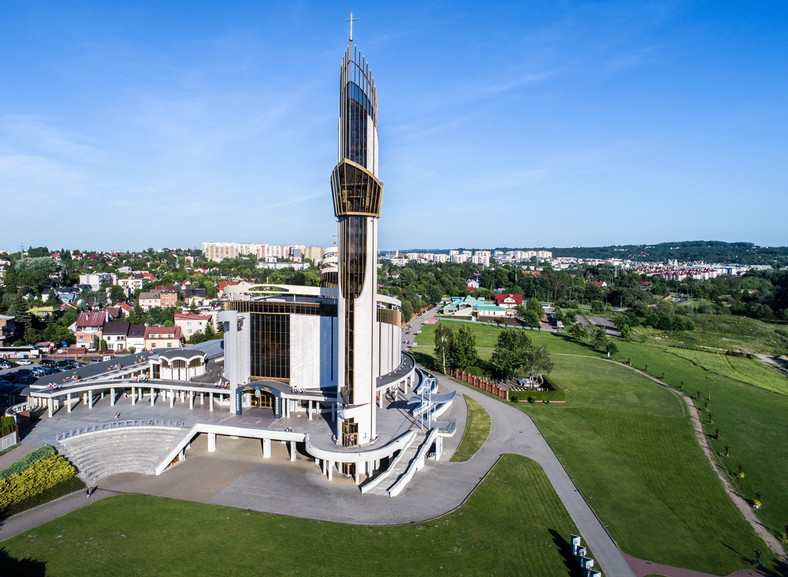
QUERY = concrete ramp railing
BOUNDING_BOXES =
[389,427,439,497]
[359,430,417,494]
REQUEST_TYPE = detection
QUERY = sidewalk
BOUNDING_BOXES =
[0,488,117,542]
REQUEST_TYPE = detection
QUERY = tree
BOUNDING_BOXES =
[567,322,588,342]
[433,323,453,374]
[590,326,608,350]
[448,325,477,370]
[604,340,619,356]
[109,285,126,304]
[491,329,533,380]
[525,345,553,380]
[526,298,544,321]
[522,309,541,330]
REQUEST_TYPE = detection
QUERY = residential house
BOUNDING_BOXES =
[139,291,161,311]
[103,322,130,351]
[127,324,147,352]
[144,326,183,351]
[493,294,523,309]
[182,288,208,307]
[73,311,107,349]
[174,313,211,339]
[0,315,15,346]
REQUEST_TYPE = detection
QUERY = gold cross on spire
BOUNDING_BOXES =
[346,12,357,43]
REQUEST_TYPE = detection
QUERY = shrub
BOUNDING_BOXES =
[0,454,77,510]
[510,393,519,402]
[0,416,16,437]
[0,445,56,481]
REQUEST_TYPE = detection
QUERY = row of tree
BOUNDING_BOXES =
[432,323,554,382]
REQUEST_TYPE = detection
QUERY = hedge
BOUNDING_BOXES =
[0,454,77,510]
[0,415,15,437]
[0,445,56,481]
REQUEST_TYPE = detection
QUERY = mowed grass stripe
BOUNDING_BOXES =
[451,396,491,462]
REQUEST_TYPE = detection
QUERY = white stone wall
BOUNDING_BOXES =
[290,315,321,390]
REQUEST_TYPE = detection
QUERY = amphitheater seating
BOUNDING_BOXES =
[57,426,186,486]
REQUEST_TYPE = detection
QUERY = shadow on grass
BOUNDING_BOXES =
[549,529,583,577]
[411,351,435,371]
[0,548,46,576]
[721,542,751,566]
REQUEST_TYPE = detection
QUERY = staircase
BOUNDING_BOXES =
[57,426,186,487]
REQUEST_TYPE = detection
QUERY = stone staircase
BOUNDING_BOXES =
[57,427,186,487]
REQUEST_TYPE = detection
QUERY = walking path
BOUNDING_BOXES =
[570,355,786,559]
[5,310,782,575]
[0,488,119,542]
[0,443,39,471]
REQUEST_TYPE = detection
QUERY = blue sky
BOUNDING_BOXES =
[1,1,786,252]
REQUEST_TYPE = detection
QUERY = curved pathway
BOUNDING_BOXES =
[555,353,785,559]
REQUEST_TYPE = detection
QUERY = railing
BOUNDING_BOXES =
[359,430,417,494]
[436,418,456,437]
[57,419,185,441]
[389,427,439,497]
[5,401,31,418]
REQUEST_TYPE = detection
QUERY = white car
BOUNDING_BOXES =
[17,359,33,365]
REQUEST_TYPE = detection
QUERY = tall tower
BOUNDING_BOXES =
[331,30,382,447]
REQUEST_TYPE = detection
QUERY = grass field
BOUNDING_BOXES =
[0,455,586,577]
[417,320,785,574]
[611,338,788,543]
[450,396,491,462]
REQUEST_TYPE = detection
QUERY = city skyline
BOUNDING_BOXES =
[1,2,787,252]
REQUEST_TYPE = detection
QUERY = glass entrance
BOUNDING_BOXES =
[250,391,274,410]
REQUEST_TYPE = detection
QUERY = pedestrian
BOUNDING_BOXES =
[86,487,91,499]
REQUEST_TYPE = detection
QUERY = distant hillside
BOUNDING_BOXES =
[397,241,788,265]
[540,241,788,264]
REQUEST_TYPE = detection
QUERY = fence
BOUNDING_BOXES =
[449,369,509,401]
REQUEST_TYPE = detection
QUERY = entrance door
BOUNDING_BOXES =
[250,390,274,410]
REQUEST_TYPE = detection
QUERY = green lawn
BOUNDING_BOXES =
[611,338,788,543]
[450,396,491,462]
[0,455,586,577]
[417,321,784,574]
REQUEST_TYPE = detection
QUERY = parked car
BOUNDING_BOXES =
[17,359,33,365]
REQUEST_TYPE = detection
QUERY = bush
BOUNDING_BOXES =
[510,393,519,402]
[0,445,56,481]
[0,416,16,437]
[0,454,77,510]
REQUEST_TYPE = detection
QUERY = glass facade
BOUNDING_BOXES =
[250,313,290,381]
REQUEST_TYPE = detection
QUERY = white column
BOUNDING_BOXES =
[208,432,216,452]
[189,391,194,410]
[131,386,136,405]
[209,392,214,411]
[308,400,313,420]
[67,393,72,413]
[354,466,360,485]
[200,392,204,405]
[289,441,296,461]
[110,388,115,407]
[88,389,93,409]
[170,390,174,407]
[262,438,271,459]
[150,388,155,406]
[48,398,53,418]
[327,461,333,481]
